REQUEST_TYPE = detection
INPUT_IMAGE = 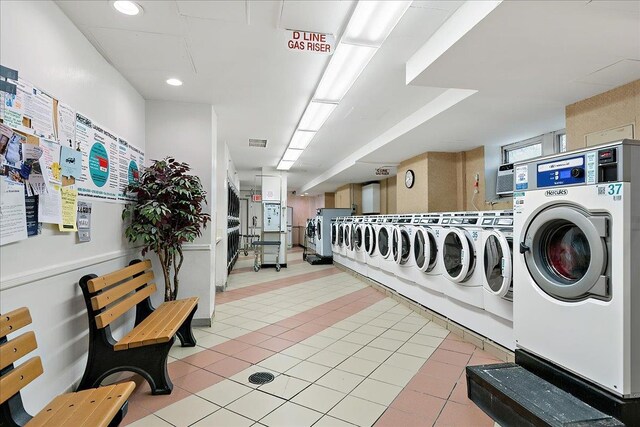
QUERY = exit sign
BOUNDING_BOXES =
[252,194,262,202]
[286,30,335,55]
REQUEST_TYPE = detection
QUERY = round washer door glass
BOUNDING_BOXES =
[442,229,475,282]
[484,232,513,297]
[522,206,609,300]
[355,226,363,250]
[378,227,390,258]
[400,228,411,265]
[331,224,337,245]
[414,228,438,272]
[317,220,321,240]
[365,225,376,255]
[338,224,344,246]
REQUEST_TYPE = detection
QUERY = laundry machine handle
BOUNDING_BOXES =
[519,242,530,254]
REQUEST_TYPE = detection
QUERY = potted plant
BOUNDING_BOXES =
[123,157,210,301]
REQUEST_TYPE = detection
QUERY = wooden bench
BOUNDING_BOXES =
[77,259,199,395]
[0,307,135,427]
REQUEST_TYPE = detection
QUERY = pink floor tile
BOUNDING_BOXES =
[235,331,272,345]
[419,359,466,383]
[276,317,306,329]
[278,328,311,342]
[204,356,252,377]
[213,339,253,356]
[258,336,296,352]
[448,377,472,406]
[258,324,291,336]
[168,360,201,379]
[234,346,276,364]
[181,350,227,368]
[438,339,478,355]
[434,400,494,427]
[472,349,502,361]
[121,401,152,426]
[390,389,446,424]
[172,369,224,394]
[129,385,192,413]
[429,349,473,367]
[374,407,430,427]
[405,372,457,400]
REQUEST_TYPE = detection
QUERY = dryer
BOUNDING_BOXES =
[514,140,640,397]
[439,212,484,309]
[479,210,514,322]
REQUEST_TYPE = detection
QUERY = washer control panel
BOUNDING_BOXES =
[537,155,586,188]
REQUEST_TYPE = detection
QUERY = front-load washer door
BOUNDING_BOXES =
[365,225,376,256]
[338,224,344,247]
[331,223,337,246]
[414,227,438,272]
[378,227,390,258]
[521,205,610,301]
[398,227,411,265]
[391,227,401,263]
[441,228,476,283]
[484,230,513,299]
[355,225,363,252]
[317,219,322,240]
[344,224,352,249]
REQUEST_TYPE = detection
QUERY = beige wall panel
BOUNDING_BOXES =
[427,152,460,212]
[387,176,397,214]
[396,153,429,213]
[566,80,639,151]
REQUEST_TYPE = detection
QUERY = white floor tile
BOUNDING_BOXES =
[259,354,302,373]
[350,378,403,406]
[127,415,173,427]
[226,390,286,421]
[258,374,311,400]
[325,341,363,356]
[197,379,253,406]
[355,324,386,337]
[317,327,350,340]
[300,335,336,349]
[196,334,229,348]
[335,356,380,377]
[280,343,320,360]
[369,363,416,387]
[192,408,254,427]
[379,329,413,342]
[307,349,350,368]
[285,360,332,382]
[154,394,219,427]
[260,402,322,427]
[291,384,346,413]
[397,341,437,359]
[417,323,450,338]
[352,346,393,363]
[316,369,365,394]
[328,395,387,427]
[408,333,444,348]
[313,415,356,427]
[384,352,428,372]
[341,332,375,346]
[367,336,405,352]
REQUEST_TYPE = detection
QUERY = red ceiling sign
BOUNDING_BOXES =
[252,194,262,202]
[286,30,335,55]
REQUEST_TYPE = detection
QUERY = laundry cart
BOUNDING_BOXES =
[251,240,281,272]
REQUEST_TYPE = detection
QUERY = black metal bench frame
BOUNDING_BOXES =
[77,260,197,395]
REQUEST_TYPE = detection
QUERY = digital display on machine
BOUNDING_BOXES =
[537,155,585,188]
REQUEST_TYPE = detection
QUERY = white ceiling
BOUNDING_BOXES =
[56,0,640,194]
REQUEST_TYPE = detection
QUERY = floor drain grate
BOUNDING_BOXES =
[248,372,275,385]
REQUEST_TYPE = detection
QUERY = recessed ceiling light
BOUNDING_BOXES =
[112,1,143,16]
[166,78,183,86]
[277,160,295,170]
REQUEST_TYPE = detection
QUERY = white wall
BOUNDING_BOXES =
[145,101,217,322]
[0,0,145,413]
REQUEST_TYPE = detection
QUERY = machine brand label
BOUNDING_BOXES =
[544,189,568,197]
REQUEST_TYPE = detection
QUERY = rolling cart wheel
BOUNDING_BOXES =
[276,264,281,272]
[254,265,260,272]
[244,250,248,256]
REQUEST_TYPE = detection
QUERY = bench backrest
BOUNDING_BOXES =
[0,307,43,405]
[85,259,157,329]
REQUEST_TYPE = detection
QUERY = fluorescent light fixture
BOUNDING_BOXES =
[166,78,183,86]
[314,43,377,102]
[343,1,412,47]
[277,160,295,170]
[283,149,303,162]
[112,0,143,16]
[289,130,316,149]
[298,101,337,131]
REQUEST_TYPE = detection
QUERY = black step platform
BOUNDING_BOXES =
[305,255,333,265]
[467,363,624,426]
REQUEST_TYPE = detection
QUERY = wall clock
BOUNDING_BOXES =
[405,169,415,189]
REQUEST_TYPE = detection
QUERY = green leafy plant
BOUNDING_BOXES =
[123,157,210,301]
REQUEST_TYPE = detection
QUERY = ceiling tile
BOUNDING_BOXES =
[176,0,247,23]
[279,0,355,34]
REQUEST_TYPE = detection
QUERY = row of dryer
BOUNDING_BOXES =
[331,210,514,322]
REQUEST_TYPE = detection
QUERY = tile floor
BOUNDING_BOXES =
[120,248,501,427]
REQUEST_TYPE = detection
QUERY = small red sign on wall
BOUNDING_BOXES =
[286,30,335,55]
[252,194,262,202]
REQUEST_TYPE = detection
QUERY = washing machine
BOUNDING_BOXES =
[331,218,340,254]
[378,215,397,275]
[514,140,640,397]
[305,218,316,249]
[390,214,416,283]
[353,216,367,268]
[439,211,485,309]
[479,210,514,322]
[344,217,355,260]
[412,213,446,295]
[364,216,381,269]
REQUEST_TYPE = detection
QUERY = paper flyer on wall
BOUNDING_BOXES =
[60,145,82,186]
[1,78,32,131]
[56,101,76,148]
[117,138,144,201]
[26,87,55,140]
[77,201,91,242]
[58,187,78,232]
[38,139,61,188]
[25,195,40,237]
[0,178,28,246]
[38,184,62,224]
[21,142,47,196]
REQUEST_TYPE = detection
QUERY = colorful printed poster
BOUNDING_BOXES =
[117,138,144,201]
[77,201,91,242]
[0,178,28,246]
[25,195,40,237]
[60,145,82,183]
[2,78,32,130]
[39,139,61,188]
